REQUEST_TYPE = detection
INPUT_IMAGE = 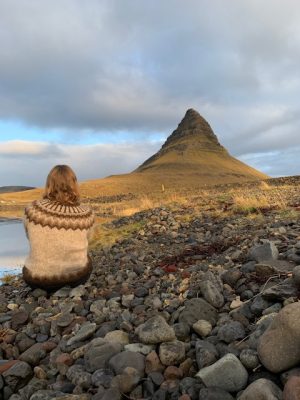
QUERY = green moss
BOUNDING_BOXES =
[89,220,145,249]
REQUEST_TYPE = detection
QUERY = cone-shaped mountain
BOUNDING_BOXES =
[135,108,267,183]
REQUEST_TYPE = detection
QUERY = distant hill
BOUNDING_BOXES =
[0,186,35,194]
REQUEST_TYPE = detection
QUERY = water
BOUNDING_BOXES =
[0,220,28,278]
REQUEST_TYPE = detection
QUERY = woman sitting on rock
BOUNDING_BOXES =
[23,165,95,290]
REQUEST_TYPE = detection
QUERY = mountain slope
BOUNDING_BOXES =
[135,108,267,182]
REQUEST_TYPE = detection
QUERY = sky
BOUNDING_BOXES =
[1,0,300,186]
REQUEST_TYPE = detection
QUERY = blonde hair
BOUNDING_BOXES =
[43,165,80,205]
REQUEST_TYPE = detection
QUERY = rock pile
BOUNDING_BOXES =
[1,205,300,399]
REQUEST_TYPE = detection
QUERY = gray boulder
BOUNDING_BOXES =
[196,353,248,392]
[238,378,282,399]
[199,280,224,308]
[248,242,279,263]
[258,302,300,373]
[179,298,218,327]
[84,338,123,372]
[108,351,145,377]
[136,315,176,344]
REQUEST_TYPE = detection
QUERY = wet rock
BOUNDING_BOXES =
[137,315,176,344]
[239,378,282,399]
[179,298,218,327]
[258,303,300,373]
[196,353,248,392]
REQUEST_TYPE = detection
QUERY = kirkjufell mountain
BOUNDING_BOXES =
[135,108,268,182]
[1,109,269,204]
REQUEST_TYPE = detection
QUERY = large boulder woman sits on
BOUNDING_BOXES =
[23,165,95,290]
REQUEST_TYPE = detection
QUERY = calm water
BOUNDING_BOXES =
[0,220,28,277]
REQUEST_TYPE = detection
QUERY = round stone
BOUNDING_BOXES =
[193,320,212,337]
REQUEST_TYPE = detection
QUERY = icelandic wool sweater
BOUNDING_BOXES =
[23,199,95,288]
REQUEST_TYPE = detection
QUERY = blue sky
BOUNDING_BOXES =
[1,0,300,186]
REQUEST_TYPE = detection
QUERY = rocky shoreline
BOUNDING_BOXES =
[1,205,300,399]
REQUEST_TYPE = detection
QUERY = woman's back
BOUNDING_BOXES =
[23,165,94,290]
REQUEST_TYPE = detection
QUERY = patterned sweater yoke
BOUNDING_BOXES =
[24,199,95,230]
[23,199,95,289]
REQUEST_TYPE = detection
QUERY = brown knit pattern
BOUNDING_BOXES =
[25,199,94,230]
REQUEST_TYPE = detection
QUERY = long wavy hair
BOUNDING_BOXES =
[43,165,80,205]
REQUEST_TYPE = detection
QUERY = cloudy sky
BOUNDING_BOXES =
[1,0,300,186]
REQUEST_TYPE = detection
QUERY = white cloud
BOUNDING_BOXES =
[0,140,162,186]
[0,1,300,177]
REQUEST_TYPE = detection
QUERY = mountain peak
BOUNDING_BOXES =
[161,108,223,151]
[134,108,267,184]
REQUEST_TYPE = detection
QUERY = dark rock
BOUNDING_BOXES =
[262,278,298,301]
[199,387,234,400]
[179,298,218,327]
[250,296,273,316]
[173,322,190,341]
[84,338,123,372]
[199,280,224,308]
[92,369,114,388]
[19,343,47,366]
[239,378,282,399]
[240,348,259,370]
[195,340,218,369]
[108,351,145,377]
[11,310,29,330]
[217,321,245,343]
[2,361,32,391]
[248,242,279,263]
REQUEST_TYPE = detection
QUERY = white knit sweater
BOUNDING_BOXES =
[23,199,94,288]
